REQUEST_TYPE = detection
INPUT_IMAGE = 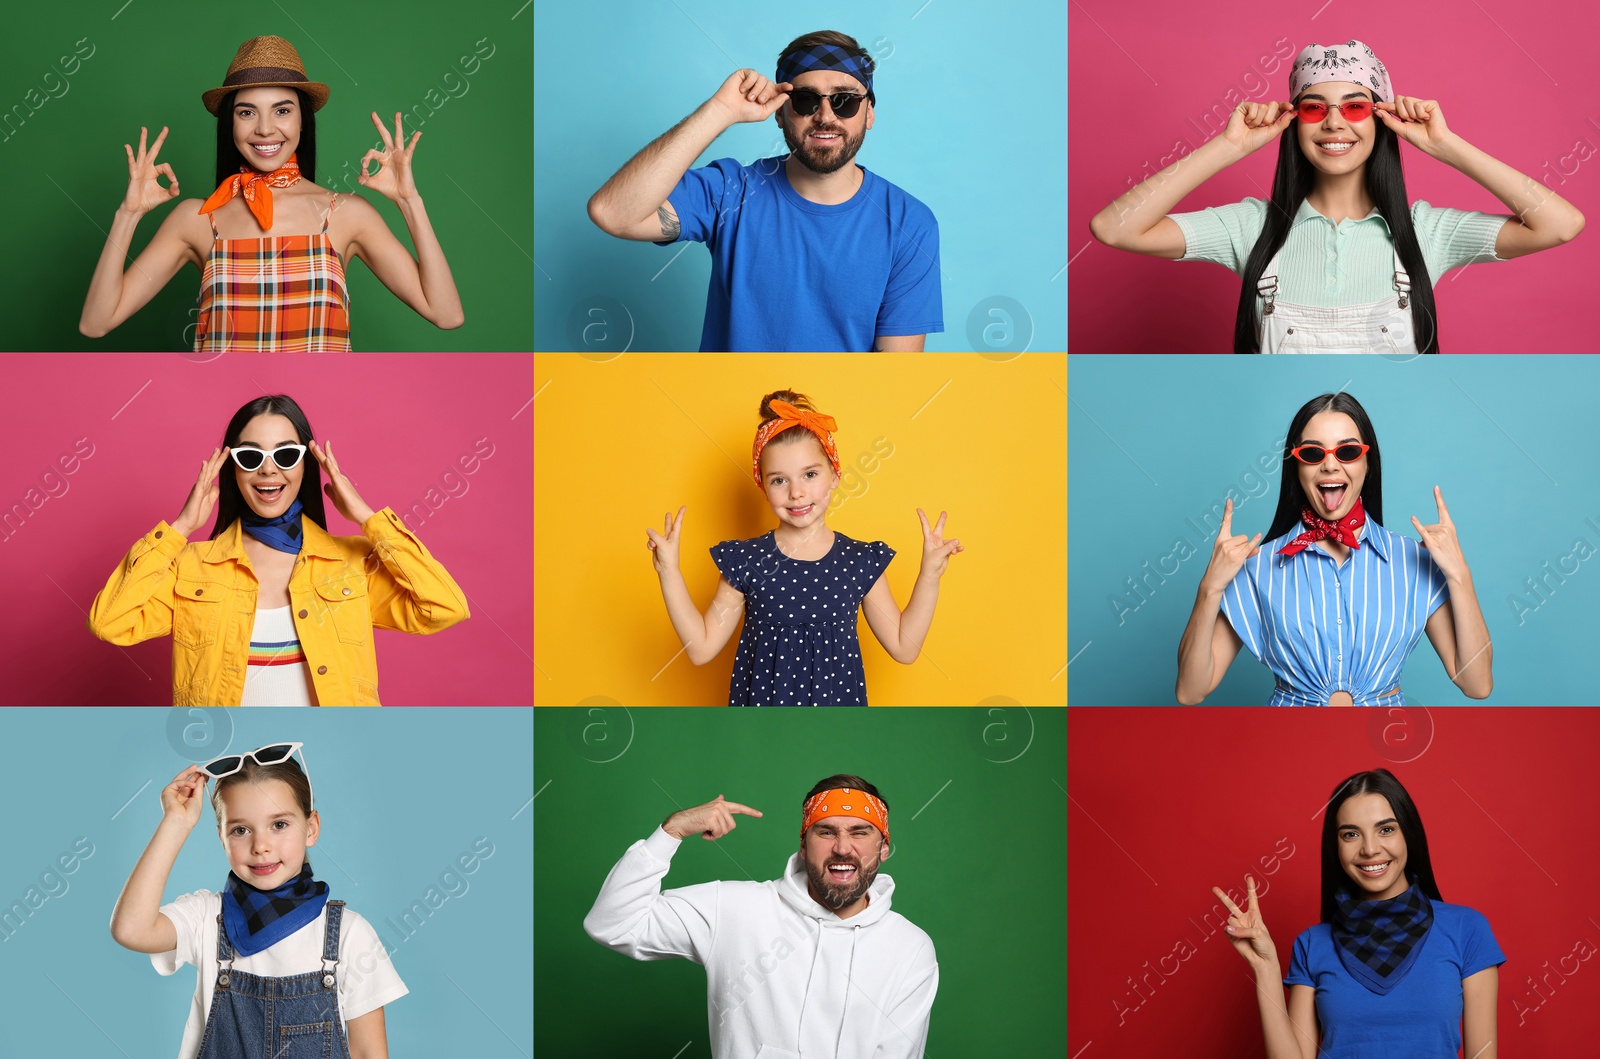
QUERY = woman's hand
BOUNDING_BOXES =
[1222,100,1297,157]
[1212,875,1278,974]
[160,765,208,831]
[122,126,180,216]
[309,440,375,525]
[1201,498,1262,596]
[916,508,964,578]
[1375,96,1453,157]
[646,506,686,575]
[358,112,423,204]
[171,447,229,538]
[1411,485,1470,583]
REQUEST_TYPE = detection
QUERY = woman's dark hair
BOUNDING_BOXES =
[211,394,326,539]
[1234,107,1436,354]
[1266,392,1382,541]
[1320,768,1441,922]
[215,87,317,187]
[803,773,888,810]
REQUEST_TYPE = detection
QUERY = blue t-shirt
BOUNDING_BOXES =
[1283,901,1505,1058]
[658,156,943,351]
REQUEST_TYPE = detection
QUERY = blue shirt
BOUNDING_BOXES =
[1284,901,1505,1058]
[659,157,943,351]
[1219,519,1449,705]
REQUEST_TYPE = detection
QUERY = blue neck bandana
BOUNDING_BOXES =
[1331,875,1434,994]
[222,861,329,957]
[776,43,875,102]
[241,497,305,554]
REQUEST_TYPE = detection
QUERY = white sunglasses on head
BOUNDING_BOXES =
[229,445,307,472]
[200,742,314,811]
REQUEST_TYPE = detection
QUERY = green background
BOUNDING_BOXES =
[0,1,531,351]
[534,707,1066,1057]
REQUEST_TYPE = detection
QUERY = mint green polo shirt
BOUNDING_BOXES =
[1171,199,1508,309]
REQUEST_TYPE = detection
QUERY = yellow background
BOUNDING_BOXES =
[534,354,1066,705]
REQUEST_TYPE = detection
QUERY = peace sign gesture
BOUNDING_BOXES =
[122,125,180,216]
[358,111,424,204]
[1411,485,1469,583]
[916,508,964,578]
[1211,875,1278,973]
[309,440,376,525]
[645,506,687,575]
[1201,498,1262,596]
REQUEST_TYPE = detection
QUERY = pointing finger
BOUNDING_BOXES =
[722,802,764,817]
[1220,497,1233,537]
[1434,485,1451,524]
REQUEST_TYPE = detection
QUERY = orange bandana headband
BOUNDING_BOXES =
[199,155,302,230]
[751,400,841,488]
[801,787,890,845]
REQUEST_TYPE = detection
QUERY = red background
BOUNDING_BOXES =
[1068,3,1600,353]
[1068,708,1600,1056]
[0,354,531,705]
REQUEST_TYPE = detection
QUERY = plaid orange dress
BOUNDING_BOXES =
[194,198,352,353]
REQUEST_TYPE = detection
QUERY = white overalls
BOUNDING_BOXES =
[1256,245,1419,354]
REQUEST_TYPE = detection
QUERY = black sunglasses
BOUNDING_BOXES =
[787,90,867,119]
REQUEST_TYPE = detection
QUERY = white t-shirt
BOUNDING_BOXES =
[153,890,407,1059]
[240,605,318,706]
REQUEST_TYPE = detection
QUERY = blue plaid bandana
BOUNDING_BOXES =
[776,43,875,103]
[222,861,329,957]
[1332,875,1434,994]
[241,497,305,554]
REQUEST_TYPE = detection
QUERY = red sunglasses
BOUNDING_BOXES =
[1295,100,1376,123]
[1289,442,1370,465]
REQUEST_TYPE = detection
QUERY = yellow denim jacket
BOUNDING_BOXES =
[87,508,469,705]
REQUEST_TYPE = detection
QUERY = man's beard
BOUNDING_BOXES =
[781,118,867,175]
[805,854,879,910]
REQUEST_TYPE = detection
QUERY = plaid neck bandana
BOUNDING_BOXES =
[776,44,875,102]
[240,497,305,554]
[1332,876,1434,994]
[222,861,329,957]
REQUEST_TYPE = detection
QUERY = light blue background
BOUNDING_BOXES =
[0,708,531,1057]
[1069,356,1600,705]
[533,0,1066,352]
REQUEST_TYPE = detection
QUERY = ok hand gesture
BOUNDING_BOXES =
[122,126,180,215]
[916,508,964,578]
[1411,485,1469,583]
[1211,875,1278,973]
[358,112,423,204]
[1201,498,1262,596]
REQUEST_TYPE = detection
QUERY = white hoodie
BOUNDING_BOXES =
[584,827,938,1059]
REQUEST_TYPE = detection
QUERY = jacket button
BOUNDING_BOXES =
[317,665,327,675]
[195,588,203,596]
[154,530,163,539]
[298,609,308,618]
[342,587,351,596]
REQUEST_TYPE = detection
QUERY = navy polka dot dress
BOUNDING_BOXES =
[710,531,895,706]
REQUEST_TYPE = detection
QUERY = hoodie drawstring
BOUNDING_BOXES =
[832,924,860,1059]
[794,917,823,1055]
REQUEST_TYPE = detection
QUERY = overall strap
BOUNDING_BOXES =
[1257,248,1283,316]
[215,911,236,987]
[1391,244,1411,308]
[318,899,344,988]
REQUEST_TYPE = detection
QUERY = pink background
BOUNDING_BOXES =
[0,354,531,705]
[1069,1,1600,353]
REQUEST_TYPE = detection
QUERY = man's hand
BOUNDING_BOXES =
[707,70,792,126]
[663,794,764,841]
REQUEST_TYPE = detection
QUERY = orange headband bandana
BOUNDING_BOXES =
[752,400,841,489]
[199,155,303,230]
[801,787,890,845]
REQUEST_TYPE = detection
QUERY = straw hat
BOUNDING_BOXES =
[202,36,330,115]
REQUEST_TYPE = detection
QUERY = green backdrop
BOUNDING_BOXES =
[534,707,1066,1057]
[0,2,530,351]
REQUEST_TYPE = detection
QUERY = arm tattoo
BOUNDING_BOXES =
[658,205,681,241]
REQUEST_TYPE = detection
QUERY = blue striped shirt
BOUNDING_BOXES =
[1219,519,1449,706]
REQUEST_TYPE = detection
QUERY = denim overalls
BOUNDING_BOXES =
[195,899,351,1059]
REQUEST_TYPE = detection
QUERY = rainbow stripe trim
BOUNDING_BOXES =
[248,639,306,667]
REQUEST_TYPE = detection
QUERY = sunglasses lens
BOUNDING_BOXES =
[1335,444,1365,462]
[831,94,862,118]
[1293,447,1326,464]
[255,744,295,764]
[233,449,264,471]
[1344,102,1373,121]
[1297,103,1326,122]
[789,92,820,115]
[272,447,304,470]
[204,755,242,776]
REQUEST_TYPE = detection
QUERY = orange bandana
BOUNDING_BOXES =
[801,787,890,844]
[200,155,302,230]
[752,400,841,488]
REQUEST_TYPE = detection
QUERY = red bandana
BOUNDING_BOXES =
[199,155,302,230]
[1278,497,1367,557]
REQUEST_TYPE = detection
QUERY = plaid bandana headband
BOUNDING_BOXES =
[801,787,890,844]
[776,43,875,102]
[1291,40,1391,103]
[1332,876,1434,994]
[751,400,841,488]
[222,861,329,957]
